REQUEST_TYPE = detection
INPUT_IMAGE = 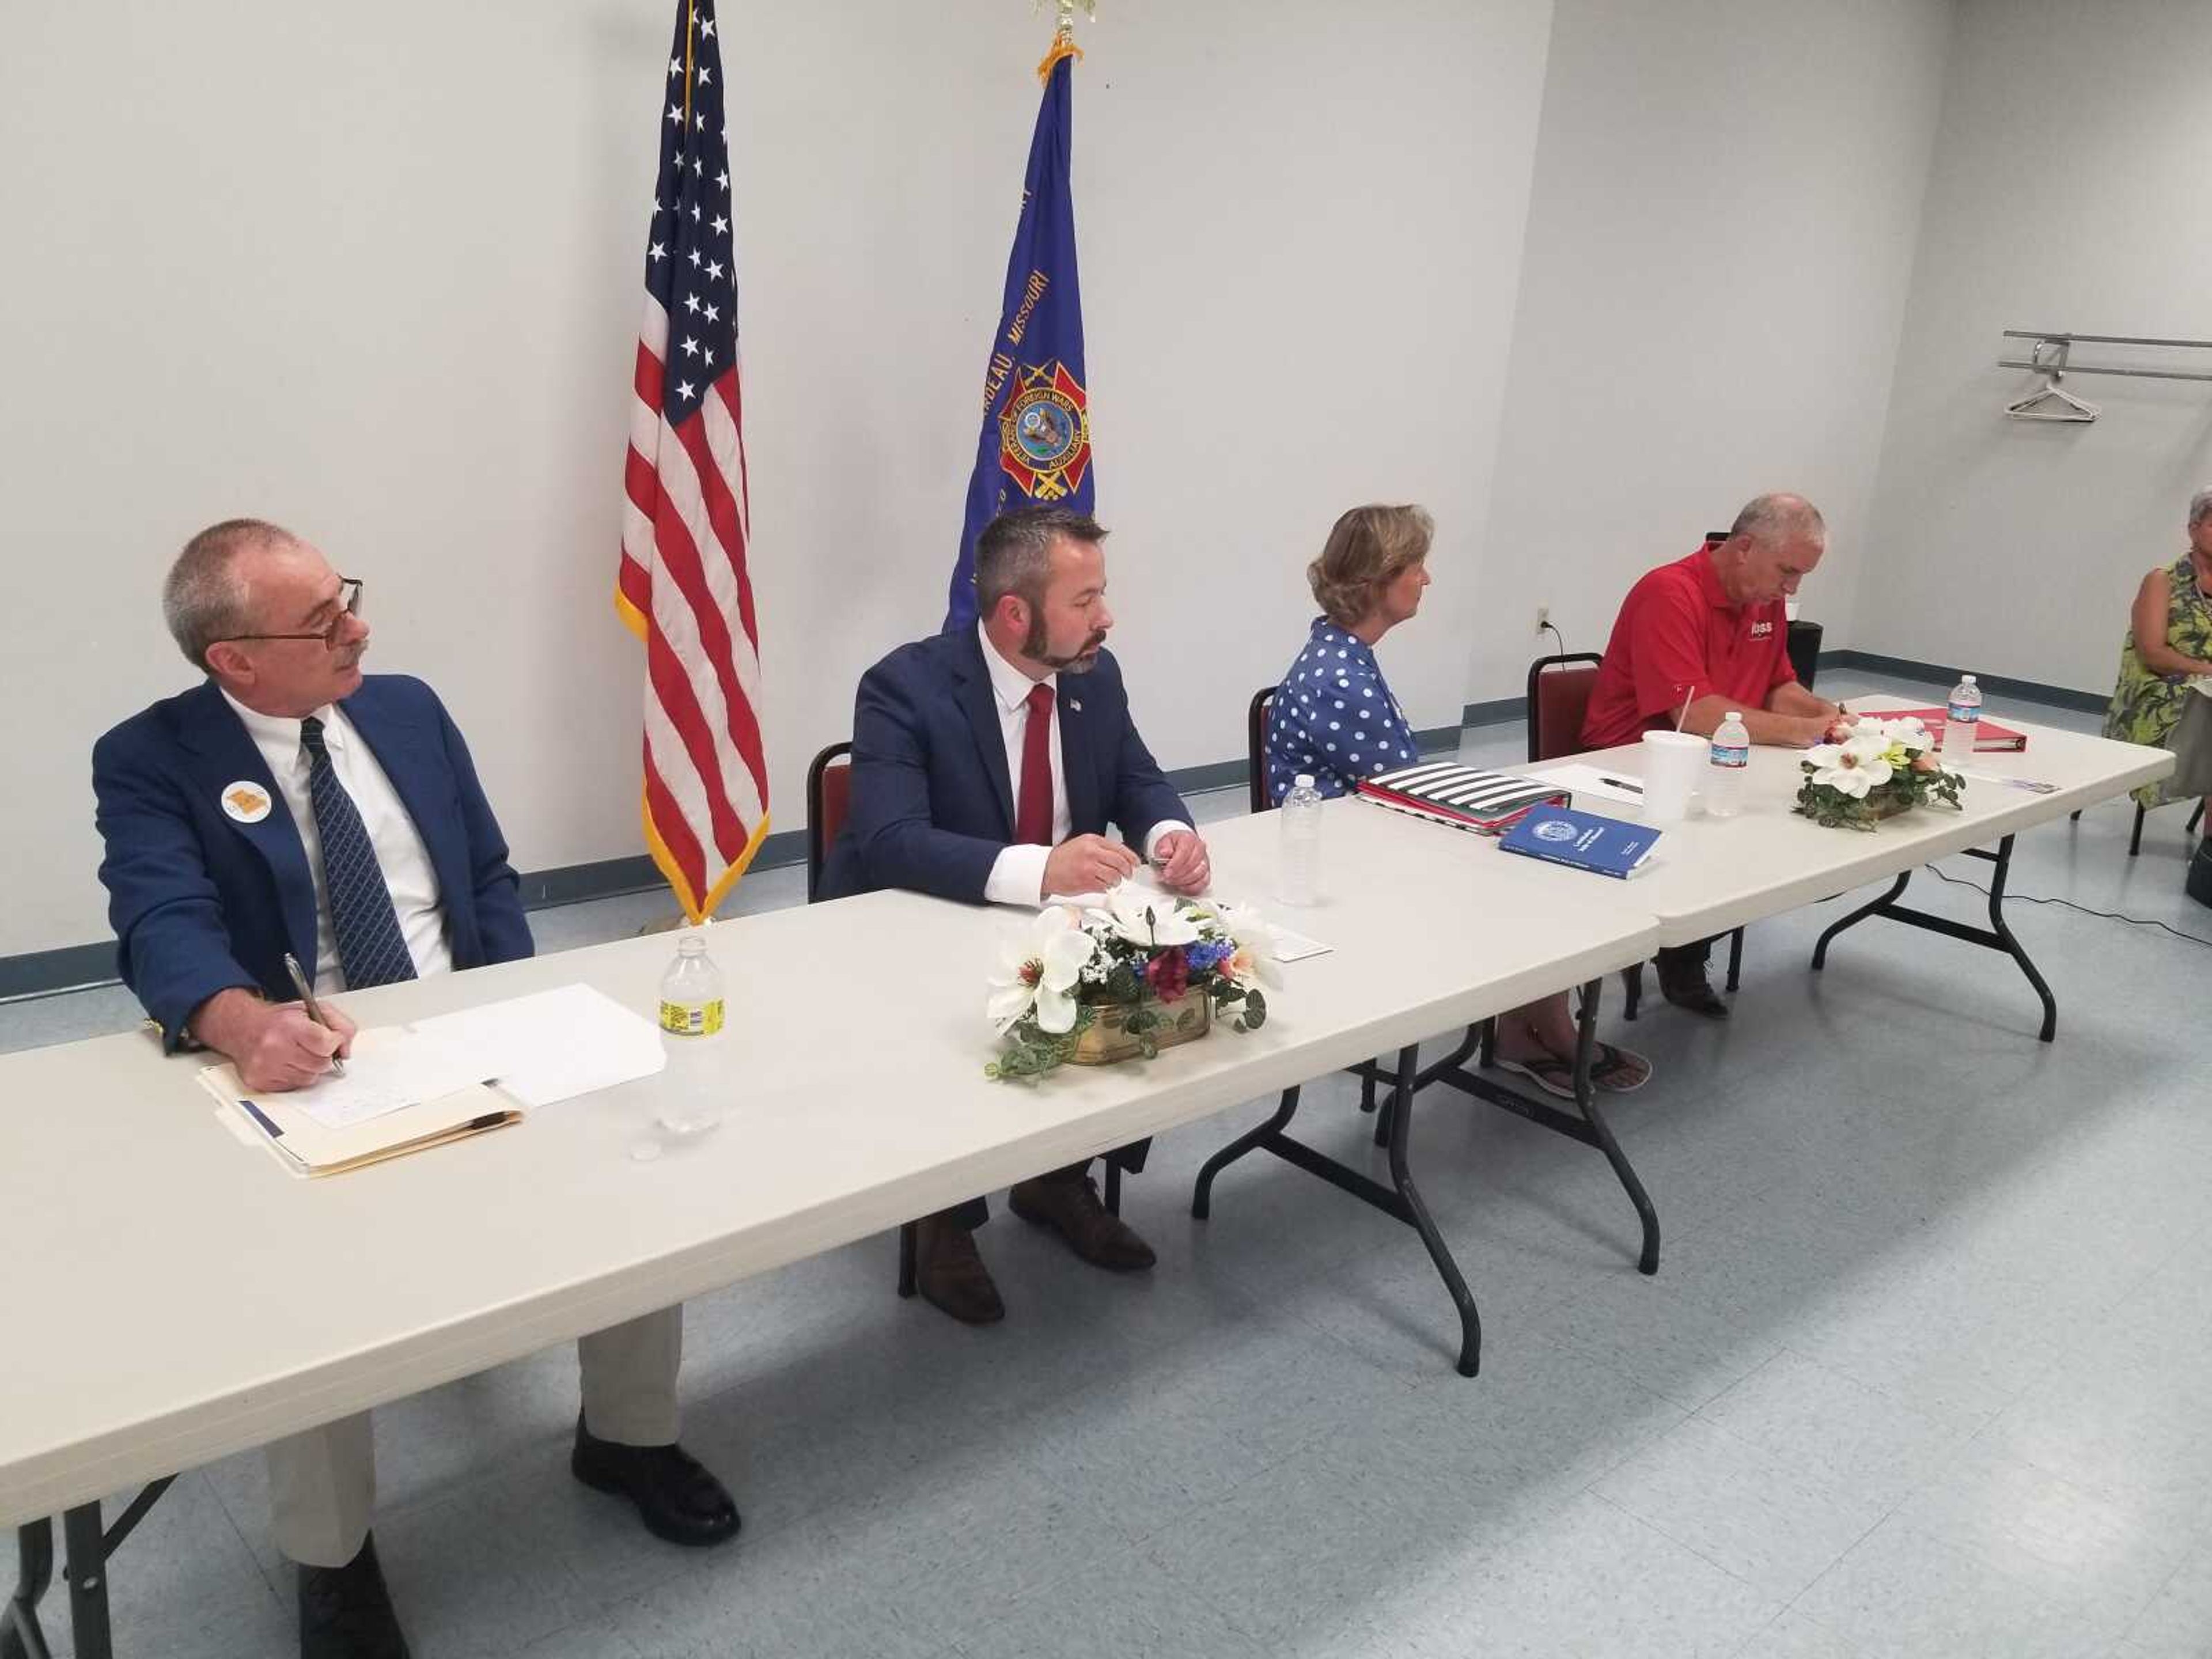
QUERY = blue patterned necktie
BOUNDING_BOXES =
[300,715,418,989]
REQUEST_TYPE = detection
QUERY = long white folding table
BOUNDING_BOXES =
[0,806,1655,1659]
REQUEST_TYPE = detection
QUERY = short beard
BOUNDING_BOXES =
[1023,614,1105,673]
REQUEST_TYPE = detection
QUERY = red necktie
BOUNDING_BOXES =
[1015,681,1055,846]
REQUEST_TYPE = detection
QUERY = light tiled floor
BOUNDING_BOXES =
[9,674,2212,1657]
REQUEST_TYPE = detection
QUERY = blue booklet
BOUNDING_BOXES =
[1497,804,1661,879]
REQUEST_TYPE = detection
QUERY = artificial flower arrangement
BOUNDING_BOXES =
[986,886,1275,1081]
[1795,713,1965,831]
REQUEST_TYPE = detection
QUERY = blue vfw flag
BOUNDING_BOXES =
[943,37,1092,631]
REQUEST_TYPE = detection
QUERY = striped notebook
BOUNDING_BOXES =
[1354,762,1571,836]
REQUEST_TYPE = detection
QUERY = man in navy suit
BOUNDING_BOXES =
[821,506,1211,1323]
[93,520,738,1659]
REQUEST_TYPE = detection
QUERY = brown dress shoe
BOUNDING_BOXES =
[1009,1174,1157,1271]
[914,1215,1005,1323]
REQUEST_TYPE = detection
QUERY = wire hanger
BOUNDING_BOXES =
[2005,338,2101,422]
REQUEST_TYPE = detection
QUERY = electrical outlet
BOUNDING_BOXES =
[1535,605,1551,635]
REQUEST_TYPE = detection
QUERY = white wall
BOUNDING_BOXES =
[1859,0,2212,695]
[0,0,1555,958]
[1472,0,1952,700]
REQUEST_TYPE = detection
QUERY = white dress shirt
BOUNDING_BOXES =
[220,690,453,993]
[976,625,1190,906]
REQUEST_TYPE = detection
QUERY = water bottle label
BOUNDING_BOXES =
[1946,700,1980,724]
[1709,744,1749,769]
[660,999,724,1036]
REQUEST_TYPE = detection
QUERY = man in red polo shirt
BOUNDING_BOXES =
[1582,492,1844,1013]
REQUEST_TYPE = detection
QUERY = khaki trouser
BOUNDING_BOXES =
[267,1305,683,1567]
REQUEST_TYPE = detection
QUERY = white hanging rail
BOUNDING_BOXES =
[1998,329,2212,383]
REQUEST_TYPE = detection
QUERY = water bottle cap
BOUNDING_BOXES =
[1724,711,1741,722]
[677,933,708,956]
[1961,674,1976,684]
[1294,774,1315,789]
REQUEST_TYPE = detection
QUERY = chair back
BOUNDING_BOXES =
[805,741,853,904]
[1525,653,1605,763]
[1247,685,1277,812]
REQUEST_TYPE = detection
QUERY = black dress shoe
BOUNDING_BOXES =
[1657,960,1729,1018]
[298,1533,410,1659]
[570,1414,740,1547]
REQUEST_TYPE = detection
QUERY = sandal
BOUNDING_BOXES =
[1591,1042,1652,1094]
[1494,1052,1578,1101]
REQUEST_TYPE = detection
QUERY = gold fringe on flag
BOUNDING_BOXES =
[1035,0,1093,83]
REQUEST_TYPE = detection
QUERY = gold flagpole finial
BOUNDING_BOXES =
[1035,0,1093,82]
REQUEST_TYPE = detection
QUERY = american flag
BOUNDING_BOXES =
[617,0,767,922]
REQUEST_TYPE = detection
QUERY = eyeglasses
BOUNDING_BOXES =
[216,578,365,650]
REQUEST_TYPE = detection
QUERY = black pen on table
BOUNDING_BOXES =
[282,951,347,1077]
[1597,775,1644,795]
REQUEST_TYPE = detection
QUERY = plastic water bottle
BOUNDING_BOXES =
[1278,773,1323,906]
[1705,711,1751,818]
[656,931,725,1137]
[1945,673,1982,765]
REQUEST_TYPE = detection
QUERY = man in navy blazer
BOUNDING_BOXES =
[821,506,1212,1324]
[92,520,738,1659]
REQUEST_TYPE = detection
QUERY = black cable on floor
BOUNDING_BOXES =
[1926,862,2212,950]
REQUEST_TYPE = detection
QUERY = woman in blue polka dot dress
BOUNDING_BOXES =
[1264,505,1650,1098]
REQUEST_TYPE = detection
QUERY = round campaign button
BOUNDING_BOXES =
[221,781,273,824]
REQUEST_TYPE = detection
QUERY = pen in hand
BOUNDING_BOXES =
[282,952,347,1077]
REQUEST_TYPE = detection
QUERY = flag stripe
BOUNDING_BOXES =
[651,408,770,806]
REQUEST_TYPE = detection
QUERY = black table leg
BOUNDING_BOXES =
[1193,1048,1483,1375]
[1416,980,1660,1275]
[1378,1044,1482,1376]
[6,1476,181,1659]
[1809,836,2056,1041]
[3,1521,54,1659]
[63,1505,110,1659]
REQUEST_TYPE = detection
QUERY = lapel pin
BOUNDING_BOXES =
[221,782,272,824]
[1068,698,1082,713]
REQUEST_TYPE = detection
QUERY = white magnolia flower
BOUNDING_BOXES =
[987,906,1099,1035]
[1090,883,1202,950]
[1206,900,1282,989]
[1810,732,1894,798]
[1881,717,1932,752]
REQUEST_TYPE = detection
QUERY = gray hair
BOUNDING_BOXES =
[1728,493,1827,548]
[162,518,294,669]
[974,506,1107,617]
[2189,488,2212,529]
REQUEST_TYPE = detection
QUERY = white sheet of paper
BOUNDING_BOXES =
[411,984,665,1109]
[1268,925,1332,961]
[2188,675,2212,700]
[1950,767,2061,795]
[1528,761,1647,806]
[289,1027,490,1131]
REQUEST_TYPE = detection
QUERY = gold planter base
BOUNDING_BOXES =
[1866,789,1914,820]
[1070,994,1211,1066]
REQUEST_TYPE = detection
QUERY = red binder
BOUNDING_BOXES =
[1880,709,2028,753]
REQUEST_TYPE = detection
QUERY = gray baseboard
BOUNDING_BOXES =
[1816,649,2108,716]
[0,942,123,1002]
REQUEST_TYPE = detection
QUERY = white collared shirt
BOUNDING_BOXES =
[976,624,1189,906]
[219,690,453,992]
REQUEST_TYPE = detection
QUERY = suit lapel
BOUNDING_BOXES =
[175,683,320,973]
[953,632,1017,836]
[1058,681,1100,836]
